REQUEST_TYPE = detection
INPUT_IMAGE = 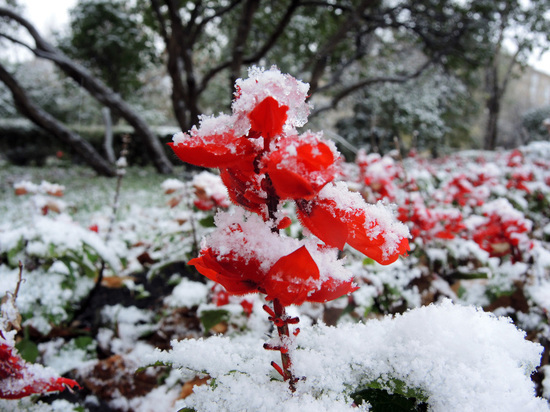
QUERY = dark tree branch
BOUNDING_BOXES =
[305,0,376,95]
[314,28,375,94]
[199,0,300,94]
[229,0,260,89]
[150,0,170,45]
[242,0,300,64]
[0,63,116,176]
[196,0,243,31]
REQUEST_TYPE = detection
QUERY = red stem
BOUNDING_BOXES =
[270,298,298,392]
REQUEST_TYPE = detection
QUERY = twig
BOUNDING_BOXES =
[72,135,130,323]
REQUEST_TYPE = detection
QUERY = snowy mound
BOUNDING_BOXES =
[151,300,547,411]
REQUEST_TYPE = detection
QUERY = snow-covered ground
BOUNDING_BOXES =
[1,141,550,411]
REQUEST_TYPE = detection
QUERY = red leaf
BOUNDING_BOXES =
[263,246,320,307]
[0,342,80,400]
[248,96,289,142]
[168,132,256,168]
[297,199,348,250]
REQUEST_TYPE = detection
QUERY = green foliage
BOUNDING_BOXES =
[60,0,158,98]
[352,379,428,411]
[522,106,550,143]
[200,309,230,331]
[336,68,477,156]
[352,387,426,411]
[198,215,216,228]
[15,327,39,363]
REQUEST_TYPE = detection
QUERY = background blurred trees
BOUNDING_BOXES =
[59,0,159,101]
[1,0,549,171]
[145,0,496,132]
[479,0,550,150]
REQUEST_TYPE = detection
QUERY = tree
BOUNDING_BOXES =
[146,0,495,132]
[336,67,477,157]
[60,0,158,100]
[0,62,116,176]
[0,7,173,174]
[480,0,550,150]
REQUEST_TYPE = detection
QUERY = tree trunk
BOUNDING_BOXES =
[484,94,500,150]
[0,63,116,177]
[0,7,173,174]
[102,107,116,164]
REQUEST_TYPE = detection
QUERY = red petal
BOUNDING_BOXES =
[277,216,292,230]
[263,246,319,307]
[168,133,256,168]
[348,221,410,265]
[248,96,288,141]
[0,343,80,400]
[189,248,264,295]
[307,278,359,303]
[264,134,338,200]
[220,164,267,218]
[267,167,316,199]
[297,142,335,171]
[297,199,348,250]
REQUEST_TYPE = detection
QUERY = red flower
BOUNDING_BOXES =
[264,246,358,307]
[297,183,410,265]
[0,342,80,399]
[262,246,320,306]
[240,299,254,316]
[263,132,339,200]
[471,199,533,262]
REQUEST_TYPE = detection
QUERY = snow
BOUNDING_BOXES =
[165,279,209,308]
[233,66,311,131]
[150,300,547,412]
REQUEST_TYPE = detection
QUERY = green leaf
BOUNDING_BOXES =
[352,387,426,411]
[177,408,196,412]
[74,335,94,350]
[15,329,39,363]
[199,215,216,228]
[363,257,375,266]
[200,309,230,331]
[136,361,173,373]
[353,378,428,411]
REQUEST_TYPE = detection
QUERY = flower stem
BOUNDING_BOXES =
[269,298,299,392]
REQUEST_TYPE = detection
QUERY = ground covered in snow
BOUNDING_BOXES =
[1,141,550,411]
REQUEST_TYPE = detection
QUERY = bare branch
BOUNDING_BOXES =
[242,0,300,63]
[149,0,170,45]
[229,0,260,87]
[196,0,243,30]
[200,0,300,93]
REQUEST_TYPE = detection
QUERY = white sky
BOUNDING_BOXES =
[10,0,550,76]
[21,0,76,36]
